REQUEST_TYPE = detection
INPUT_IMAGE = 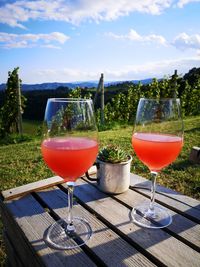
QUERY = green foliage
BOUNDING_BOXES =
[97,83,141,126]
[1,67,199,125]
[0,67,26,137]
[68,86,92,99]
[0,133,32,146]
[96,69,200,126]
[98,144,130,163]
[68,87,82,98]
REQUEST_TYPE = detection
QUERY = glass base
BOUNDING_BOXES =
[45,217,92,250]
[131,202,172,229]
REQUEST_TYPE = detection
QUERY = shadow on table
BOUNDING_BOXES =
[3,181,200,263]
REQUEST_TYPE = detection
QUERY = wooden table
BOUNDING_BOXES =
[1,170,200,267]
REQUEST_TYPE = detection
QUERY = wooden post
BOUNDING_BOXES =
[172,69,178,98]
[94,73,104,125]
[16,73,23,135]
[94,75,102,105]
[100,73,104,125]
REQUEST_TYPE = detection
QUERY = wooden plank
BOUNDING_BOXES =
[132,187,200,224]
[3,231,25,267]
[1,176,64,201]
[72,178,200,267]
[1,198,47,267]
[84,174,200,252]
[0,195,97,267]
[128,174,200,222]
[113,185,200,251]
[1,166,96,201]
[84,172,200,221]
[37,186,156,267]
[130,173,200,211]
[84,171,200,211]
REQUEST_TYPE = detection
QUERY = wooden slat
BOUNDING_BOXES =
[1,170,200,267]
[113,186,200,251]
[1,199,48,267]
[36,186,156,267]
[71,178,200,267]
[1,176,64,201]
[85,174,200,250]
[130,173,200,211]
[0,194,97,267]
[132,187,200,223]
[129,174,200,222]
[3,231,25,267]
[85,172,200,221]
[1,166,97,201]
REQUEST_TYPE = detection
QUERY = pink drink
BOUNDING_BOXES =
[41,137,98,181]
[132,133,183,172]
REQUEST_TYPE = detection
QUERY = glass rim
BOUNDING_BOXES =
[139,97,180,101]
[47,98,92,102]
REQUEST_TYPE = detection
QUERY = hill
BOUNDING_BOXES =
[0,78,153,91]
[0,81,98,91]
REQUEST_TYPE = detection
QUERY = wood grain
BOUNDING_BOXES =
[1,170,200,267]
[130,173,200,211]
[36,186,156,267]
[114,186,200,251]
[1,176,64,200]
[0,194,96,267]
[1,166,96,201]
[72,178,200,267]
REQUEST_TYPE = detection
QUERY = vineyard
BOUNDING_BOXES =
[1,68,200,130]
[0,68,200,264]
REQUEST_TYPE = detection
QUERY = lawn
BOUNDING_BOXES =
[0,117,200,197]
[0,116,200,263]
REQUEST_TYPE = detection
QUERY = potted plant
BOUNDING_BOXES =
[96,144,132,194]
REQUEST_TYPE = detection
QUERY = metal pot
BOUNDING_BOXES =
[96,156,132,194]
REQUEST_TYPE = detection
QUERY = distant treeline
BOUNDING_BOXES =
[0,67,200,122]
[0,82,133,120]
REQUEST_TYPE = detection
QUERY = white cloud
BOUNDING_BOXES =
[0,0,173,28]
[31,57,200,83]
[0,31,69,49]
[41,44,61,49]
[1,0,200,28]
[34,67,99,83]
[173,32,200,50]
[107,29,167,45]
[176,0,200,8]
[104,58,200,79]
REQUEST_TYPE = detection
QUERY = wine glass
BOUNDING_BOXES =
[41,98,98,249]
[131,98,183,228]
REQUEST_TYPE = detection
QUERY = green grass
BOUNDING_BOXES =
[99,116,200,200]
[0,117,200,196]
[0,116,200,264]
[22,119,42,136]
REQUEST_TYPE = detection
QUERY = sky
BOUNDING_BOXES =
[0,0,200,84]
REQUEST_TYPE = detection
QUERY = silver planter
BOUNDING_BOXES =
[96,156,132,194]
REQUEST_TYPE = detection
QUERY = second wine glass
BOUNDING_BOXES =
[131,98,183,229]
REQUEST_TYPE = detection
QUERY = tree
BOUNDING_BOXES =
[0,67,26,137]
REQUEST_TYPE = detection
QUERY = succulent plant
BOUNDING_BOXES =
[98,144,130,164]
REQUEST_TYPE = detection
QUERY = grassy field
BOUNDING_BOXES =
[0,117,200,263]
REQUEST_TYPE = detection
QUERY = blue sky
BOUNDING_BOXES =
[0,0,200,84]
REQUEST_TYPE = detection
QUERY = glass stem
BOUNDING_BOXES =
[149,171,158,214]
[66,182,75,233]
